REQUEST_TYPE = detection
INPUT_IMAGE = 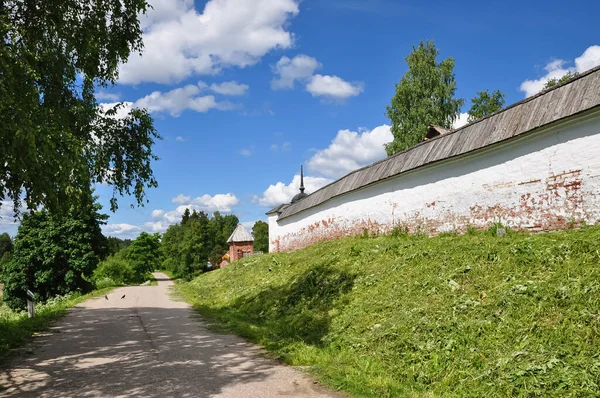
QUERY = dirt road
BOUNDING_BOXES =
[0,273,339,397]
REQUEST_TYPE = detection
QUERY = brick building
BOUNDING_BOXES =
[227,224,254,263]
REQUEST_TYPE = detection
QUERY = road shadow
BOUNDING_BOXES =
[0,302,333,397]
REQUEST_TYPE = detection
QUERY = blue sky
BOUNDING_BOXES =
[2,0,599,238]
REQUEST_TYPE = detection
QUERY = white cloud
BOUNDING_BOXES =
[171,193,239,213]
[239,149,253,157]
[103,223,142,239]
[139,0,195,29]
[255,175,332,207]
[241,221,256,231]
[143,220,172,233]
[270,55,363,102]
[453,112,469,129]
[176,136,185,142]
[270,142,291,152]
[99,102,135,119]
[194,193,240,212]
[0,201,21,232]
[151,209,165,219]
[119,0,300,85]
[201,194,241,212]
[172,194,192,205]
[575,45,600,71]
[305,74,363,101]
[271,54,321,90]
[209,81,249,96]
[134,83,234,116]
[100,83,236,118]
[96,91,121,101]
[306,125,392,179]
[520,45,600,97]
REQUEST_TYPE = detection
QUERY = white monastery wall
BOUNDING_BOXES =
[270,111,600,252]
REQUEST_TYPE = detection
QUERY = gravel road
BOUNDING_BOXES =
[0,273,340,397]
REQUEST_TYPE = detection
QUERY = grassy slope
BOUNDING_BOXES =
[0,288,112,360]
[177,227,600,397]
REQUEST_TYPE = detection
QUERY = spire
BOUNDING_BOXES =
[300,165,305,193]
[291,165,309,204]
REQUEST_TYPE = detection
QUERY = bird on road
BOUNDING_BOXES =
[105,295,109,300]
[121,294,126,299]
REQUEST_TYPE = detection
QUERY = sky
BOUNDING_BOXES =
[2,0,600,239]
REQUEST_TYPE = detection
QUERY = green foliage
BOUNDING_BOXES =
[544,71,579,90]
[467,89,506,122]
[92,255,136,288]
[0,232,13,273]
[106,237,132,257]
[0,0,160,217]
[92,234,157,289]
[385,40,464,155]
[2,192,107,311]
[0,233,13,258]
[178,226,600,397]
[161,211,238,279]
[252,221,269,253]
[0,288,112,359]
[125,232,161,281]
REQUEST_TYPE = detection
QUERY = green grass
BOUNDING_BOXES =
[0,288,113,360]
[176,226,600,397]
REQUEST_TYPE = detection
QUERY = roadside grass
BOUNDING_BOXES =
[177,226,600,397]
[0,288,113,361]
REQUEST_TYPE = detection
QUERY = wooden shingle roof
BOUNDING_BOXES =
[273,65,600,221]
[227,224,254,243]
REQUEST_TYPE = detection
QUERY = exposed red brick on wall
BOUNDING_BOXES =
[229,241,254,262]
[271,165,600,252]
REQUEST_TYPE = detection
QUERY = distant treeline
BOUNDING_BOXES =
[1,190,268,312]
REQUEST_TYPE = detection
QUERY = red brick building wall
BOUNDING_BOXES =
[229,241,254,262]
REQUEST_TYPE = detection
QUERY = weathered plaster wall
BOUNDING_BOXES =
[270,112,600,252]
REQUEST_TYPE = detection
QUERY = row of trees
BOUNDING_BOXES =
[2,191,109,310]
[0,2,281,311]
[93,232,160,289]
[385,40,577,155]
[161,209,240,278]
[1,192,268,310]
[0,233,14,271]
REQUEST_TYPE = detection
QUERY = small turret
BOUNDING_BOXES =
[291,165,309,204]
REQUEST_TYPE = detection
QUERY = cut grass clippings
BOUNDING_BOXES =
[176,226,600,397]
[0,288,113,361]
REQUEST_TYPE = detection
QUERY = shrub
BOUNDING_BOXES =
[390,224,409,237]
[92,256,135,287]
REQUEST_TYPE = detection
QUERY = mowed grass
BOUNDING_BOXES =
[0,288,112,360]
[177,226,600,397]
